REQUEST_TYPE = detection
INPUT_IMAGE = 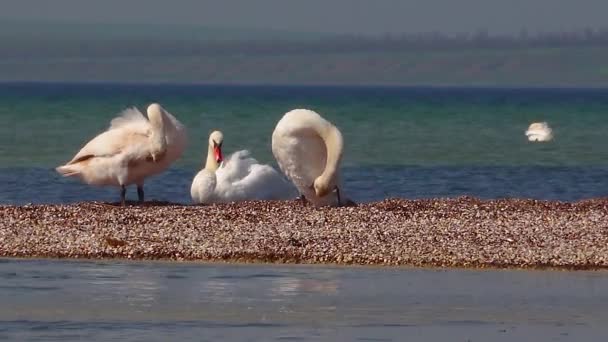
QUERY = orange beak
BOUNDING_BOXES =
[214,145,223,163]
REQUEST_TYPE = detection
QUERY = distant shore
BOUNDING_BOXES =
[2,45,608,87]
[1,198,607,270]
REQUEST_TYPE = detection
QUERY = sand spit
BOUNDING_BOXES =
[1,197,608,270]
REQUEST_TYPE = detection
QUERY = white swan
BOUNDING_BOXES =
[526,122,553,142]
[56,103,187,205]
[271,109,354,207]
[190,131,297,204]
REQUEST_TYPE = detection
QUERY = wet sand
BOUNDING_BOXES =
[1,197,607,269]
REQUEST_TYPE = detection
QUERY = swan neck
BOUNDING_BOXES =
[205,143,220,171]
[147,113,168,161]
[318,123,343,184]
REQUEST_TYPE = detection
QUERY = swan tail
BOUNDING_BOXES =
[55,164,80,177]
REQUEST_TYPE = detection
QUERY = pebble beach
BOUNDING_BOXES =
[2,197,607,270]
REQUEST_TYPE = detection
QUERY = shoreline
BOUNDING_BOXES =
[2,197,608,270]
[4,255,608,273]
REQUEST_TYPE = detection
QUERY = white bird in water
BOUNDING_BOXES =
[272,109,354,207]
[526,122,553,142]
[56,103,187,205]
[190,130,297,204]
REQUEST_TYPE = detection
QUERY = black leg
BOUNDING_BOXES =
[120,185,126,207]
[300,194,307,206]
[335,186,341,206]
[137,185,144,203]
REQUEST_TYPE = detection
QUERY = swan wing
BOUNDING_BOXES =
[234,164,298,200]
[215,150,296,201]
[525,127,553,142]
[214,150,256,201]
[216,150,255,183]
[66,126,152,165]
[526,128,548,136]
[272,127,327,191]
[109,107,149,130]
[162,107,185,131]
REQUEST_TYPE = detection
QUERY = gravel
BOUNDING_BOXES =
[1,197,608,269]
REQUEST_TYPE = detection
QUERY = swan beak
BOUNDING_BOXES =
[214,146,223,163]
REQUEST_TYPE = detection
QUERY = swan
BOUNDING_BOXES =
[526,122,553,142]
[190,130,297,204]
[271,109,354,207]
[56,103,187,205]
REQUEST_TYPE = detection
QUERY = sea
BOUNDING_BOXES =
[1,83,608,341]
[1,83,608,204]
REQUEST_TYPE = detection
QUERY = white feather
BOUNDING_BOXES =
[526,122,553,142]
[109,107,148,130]
[271,109,351,207]
[191,148,297,204]
[56,103,187,188]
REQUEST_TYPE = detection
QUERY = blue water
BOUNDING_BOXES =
[1,166,608,205]
[1,259,607,341]
[1,83,608,204]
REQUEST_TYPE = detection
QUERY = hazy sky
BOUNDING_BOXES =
[1,0,606,35]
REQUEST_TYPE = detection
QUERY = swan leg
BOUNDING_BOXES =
[300,194,308,206]
[137,184,145,203]
[120,185,126,207]
[335,186,341,206]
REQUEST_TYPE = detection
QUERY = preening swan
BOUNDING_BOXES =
[526,122,553,142]
[271,109,354,207]
[191,131,297,204]
[56,103,187,205]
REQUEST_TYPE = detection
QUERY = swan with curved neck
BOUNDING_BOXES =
[191,130,296,204]
[272,109,353,207]
[56,103,187,205]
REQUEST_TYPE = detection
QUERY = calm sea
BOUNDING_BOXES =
[2,84,608,341]
[1,83,608,204]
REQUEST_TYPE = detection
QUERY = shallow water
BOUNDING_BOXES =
[2,165,608,205]
[2,83,608,204]
[0,259,607,341]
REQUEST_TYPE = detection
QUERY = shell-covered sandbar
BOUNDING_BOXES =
[1,197,608,270]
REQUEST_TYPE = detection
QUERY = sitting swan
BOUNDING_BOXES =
[56,103,187,205]
[526,122,553,142]
[271,109,354,207]
[190,131,297,204]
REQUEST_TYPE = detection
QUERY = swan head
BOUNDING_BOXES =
[208,130,224,164]
[312,175,332,198]
[147,103,166,127]
[147,103,168,161]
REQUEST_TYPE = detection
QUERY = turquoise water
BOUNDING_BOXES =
[1,259,607,341]
[1,83,608,204]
